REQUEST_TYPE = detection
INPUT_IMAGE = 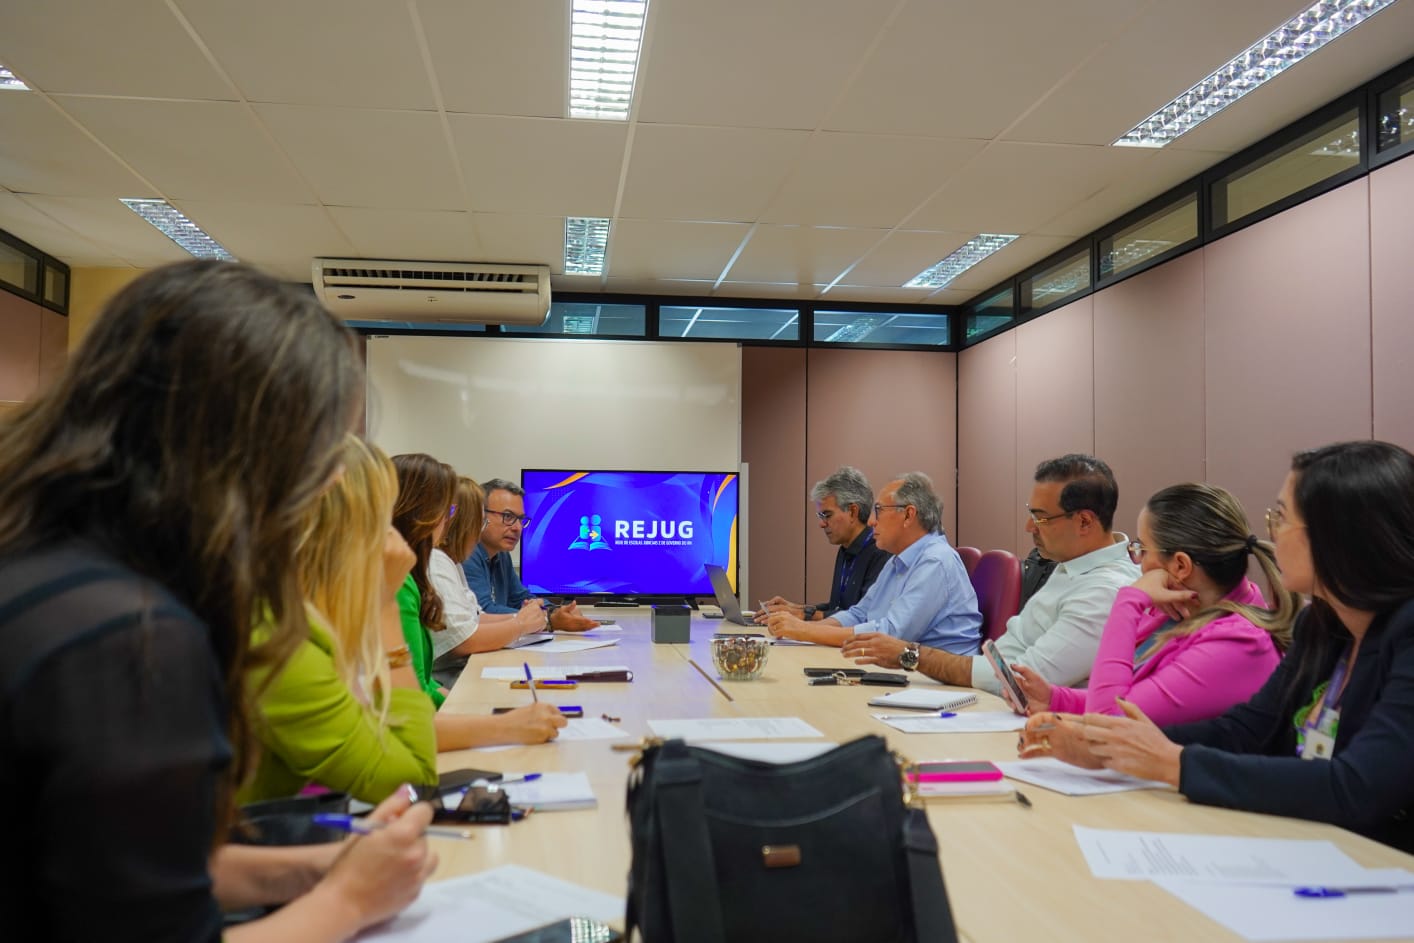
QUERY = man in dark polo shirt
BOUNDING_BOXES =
[760,466,891,623]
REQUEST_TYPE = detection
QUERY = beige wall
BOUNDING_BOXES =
[958,166,1405,549]
[67,266,143,349]
[0,288,67,411]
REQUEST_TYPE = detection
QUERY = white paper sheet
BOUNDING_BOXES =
[555,716,631,741]
[695,741,839,763]
[1154,870,1414,941]
[873,712,1026,733]
[500,772,597,811]
[1072,826,1371,883]
[353,865,621,942]
[558,625,623,633]
[996,758,1172,795]
[480,664,633,680]
[506,633,554,648]
[647,717,824,740]
[522,637,620,654]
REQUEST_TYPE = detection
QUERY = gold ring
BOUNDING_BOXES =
[1042,736,1052,751]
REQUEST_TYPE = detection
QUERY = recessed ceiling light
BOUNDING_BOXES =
[120,199,235,260]
[0,65,29,90]
[1115,0,1398,148]
[904,235,1018,289]
[569,0,649,120]
[564,217,610,274]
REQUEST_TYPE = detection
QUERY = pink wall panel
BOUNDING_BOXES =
[741,346,808,604]
[804,348,957,602]
[38,309,69,393]
[0,291,42,404]
[1371,156,1414,452]
[1093,250,1207,537]
[1014,298,1096,557]
[1203,178,1372,528]
[957,330,1018,554]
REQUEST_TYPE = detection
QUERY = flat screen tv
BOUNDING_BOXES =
[519,469,739,598]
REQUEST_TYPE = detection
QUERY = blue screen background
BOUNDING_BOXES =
[519,470,738,596]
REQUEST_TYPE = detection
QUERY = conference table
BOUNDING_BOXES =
[432,609,1414,943]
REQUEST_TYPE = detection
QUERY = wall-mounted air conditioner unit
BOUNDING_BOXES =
[311,259,551,325]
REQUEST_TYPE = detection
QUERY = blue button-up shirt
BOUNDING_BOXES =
[462,543,529,614]
[833,532,982,654]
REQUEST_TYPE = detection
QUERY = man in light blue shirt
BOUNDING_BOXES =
[764,472,982,654]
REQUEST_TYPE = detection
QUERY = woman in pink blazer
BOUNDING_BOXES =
[1012,483,1299,726]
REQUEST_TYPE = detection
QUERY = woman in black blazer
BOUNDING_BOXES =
[1021,440,1414,854]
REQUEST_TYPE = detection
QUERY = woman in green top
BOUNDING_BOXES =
[244,436,437,804]
[391,453,565,748]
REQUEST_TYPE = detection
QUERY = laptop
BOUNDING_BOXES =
[705,564,756,626]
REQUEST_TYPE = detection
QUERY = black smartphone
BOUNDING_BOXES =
[432,768,503,796]
[491,918,622,943]
[803,667,865,678]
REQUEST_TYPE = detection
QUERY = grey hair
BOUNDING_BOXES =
[891,471,943,534]
[810,466,873,523]
[481,477,525,497]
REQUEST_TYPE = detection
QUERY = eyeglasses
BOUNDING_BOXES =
[873,504,909,517]
[486,509,531,527]
[1264,506,1305,541]
[1026,507,1076,525]
[447,504,458,520]
[1126,540,1172,565]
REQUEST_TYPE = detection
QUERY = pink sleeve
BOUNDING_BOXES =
[1083,587,1161,715]
[1047,685,1086,714]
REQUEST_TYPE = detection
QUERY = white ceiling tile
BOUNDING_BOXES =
[17,194,193,266]
[761,133,985,228]
[470,213,564,270]
[324,207,478,261]
[825,0,1137,138]
[420,0,568,117]
[254,104,461,210]
[619,125,811,222]
[715,282,821,300]
[598,277,716,296]
[0,190,123,264]
[0,94,156,197]
[172,200,356,266]
[919,288,978,306]
[0,0,234,99]
[178,0,435,109]
[56,97,316,203]
[819,285,939,304]
[907,143,1152,233]
[448,116,625,216]
[606,219,750,281]
[833,230,974,288]
[638,0,879,130]
[1034,149,1223,237]
[725,225,885,286]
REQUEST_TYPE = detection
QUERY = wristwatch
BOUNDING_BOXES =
[898,643,920,671]
[801,605,817,621]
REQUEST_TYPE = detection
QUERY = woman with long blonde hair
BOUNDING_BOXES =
[243,436,437,804]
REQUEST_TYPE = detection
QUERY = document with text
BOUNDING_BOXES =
[1073,826,1371,883]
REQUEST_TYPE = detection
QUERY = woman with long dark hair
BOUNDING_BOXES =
[0,262,433,941]
[1022,441,1414,854]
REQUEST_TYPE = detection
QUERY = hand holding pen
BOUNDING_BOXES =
[312,785,439,930]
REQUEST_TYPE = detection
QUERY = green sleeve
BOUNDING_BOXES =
[244,622,437,805]
[397,574,444,708]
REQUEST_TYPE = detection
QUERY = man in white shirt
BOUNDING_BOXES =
[842,454,1138,695]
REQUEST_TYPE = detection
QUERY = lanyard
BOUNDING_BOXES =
[1301,641,1354,743]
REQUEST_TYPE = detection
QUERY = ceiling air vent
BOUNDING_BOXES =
[311,259,551,325]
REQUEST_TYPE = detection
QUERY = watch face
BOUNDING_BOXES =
[899,647,919,670]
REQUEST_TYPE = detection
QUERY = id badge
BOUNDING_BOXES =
[1301,729,1336,761]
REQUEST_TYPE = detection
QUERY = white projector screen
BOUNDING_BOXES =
[364,336,742,485]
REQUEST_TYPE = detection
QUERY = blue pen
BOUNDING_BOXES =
[495,773,543,786]
[1294,885,1414,898]
[938,711,957,718]
[312,812,475,841]
[523,662,539,703]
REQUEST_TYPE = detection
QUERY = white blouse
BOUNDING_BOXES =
[428,548,482,660]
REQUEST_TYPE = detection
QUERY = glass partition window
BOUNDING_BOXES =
[813,310,950,346]
[1020,248,1090,313]
[43,265,68,309]
[346,320,487,334]
[1214,109,1360,227]
[507,301,645,336]
[1377,75,1414,153]
[659,305,798,342]
[964,287,1014,343]
[1099,193,1198,280]
[0,240,39,296]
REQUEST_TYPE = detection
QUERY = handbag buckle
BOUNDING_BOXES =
[761,844,802,868]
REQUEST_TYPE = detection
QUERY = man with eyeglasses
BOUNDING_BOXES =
[764,472,981,653]
[758,466,891,625]
[463,478,600,632]
[843,454,1138,695]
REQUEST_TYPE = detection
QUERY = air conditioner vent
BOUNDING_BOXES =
[312,258,551,324]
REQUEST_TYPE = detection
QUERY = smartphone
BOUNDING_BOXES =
[905,761,1003,784]
[434,768,503,794]
[490,918,622,943]
[982,639,1028,711]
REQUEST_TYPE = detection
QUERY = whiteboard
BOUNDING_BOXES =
[365,336,742,484]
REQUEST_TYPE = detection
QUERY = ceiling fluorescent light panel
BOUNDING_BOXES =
[0,65,29,90]
[569,0,649,120]
[905,234,1018,289]
[564,216,611,274]
[120,199,235,260]
[1115,0,1398,147]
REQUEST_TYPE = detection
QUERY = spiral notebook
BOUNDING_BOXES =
[866,688,978,711]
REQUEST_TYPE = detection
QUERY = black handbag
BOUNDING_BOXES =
[623,735,957,943]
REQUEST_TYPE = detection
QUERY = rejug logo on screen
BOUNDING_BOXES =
[568,514,612,551]
[614,519,694,547]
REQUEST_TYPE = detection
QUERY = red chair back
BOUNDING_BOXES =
[956,545,982,576]
[970,549,1022,642]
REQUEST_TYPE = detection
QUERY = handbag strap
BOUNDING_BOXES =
[654,741,726,943]
[902,806,958,943]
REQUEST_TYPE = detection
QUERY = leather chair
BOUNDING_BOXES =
[956,545,982,576]
[970,549,1022,642]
